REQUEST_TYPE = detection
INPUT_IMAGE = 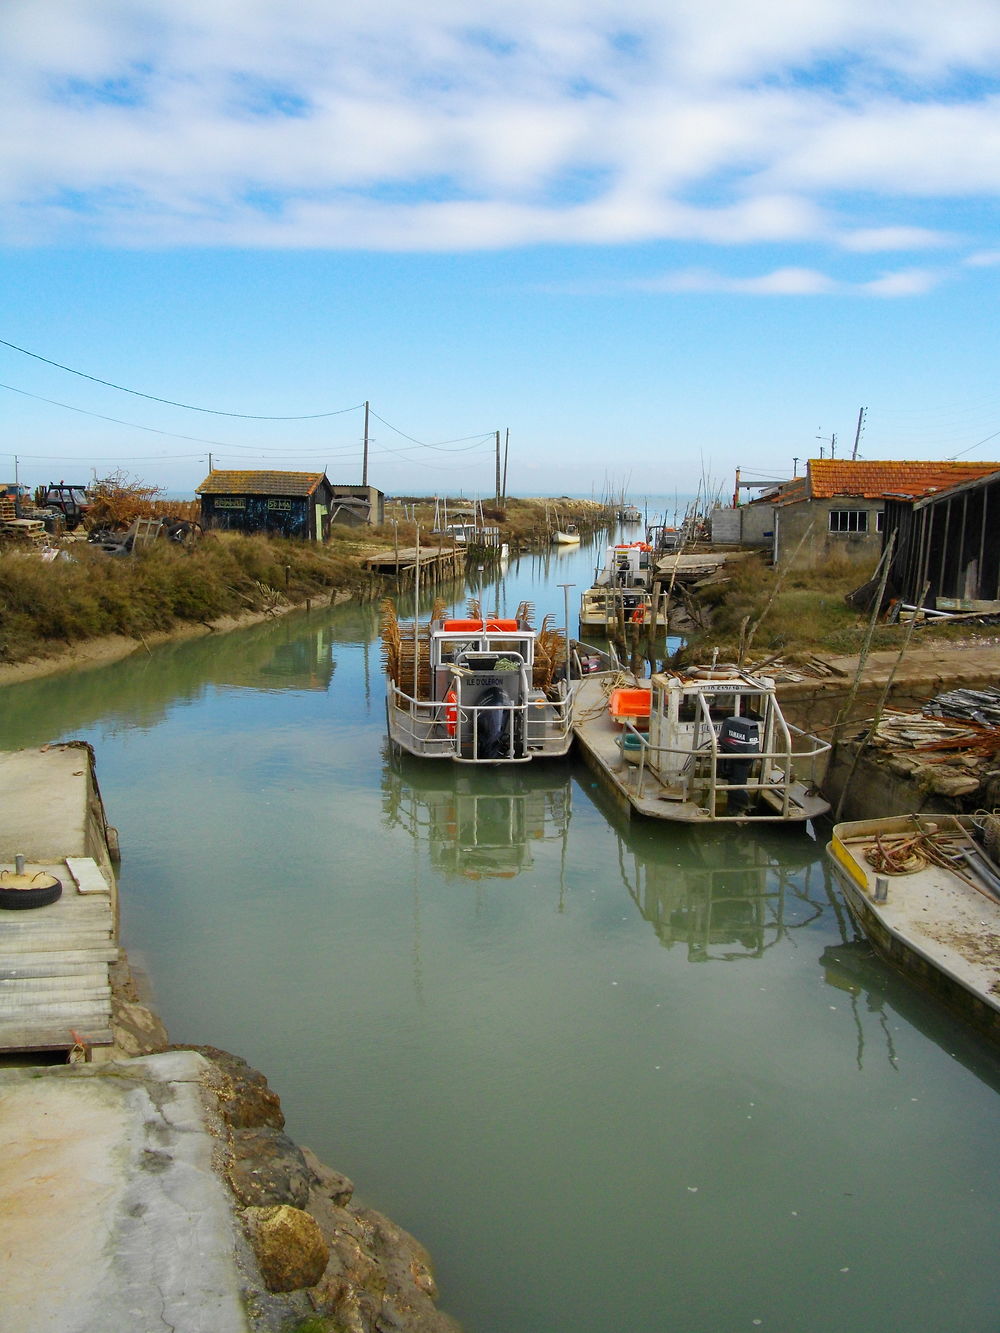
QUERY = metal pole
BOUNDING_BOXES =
[362,401,370,487]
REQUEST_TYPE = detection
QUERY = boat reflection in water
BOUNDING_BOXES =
[581,773,827,960]
[382,752,571,882]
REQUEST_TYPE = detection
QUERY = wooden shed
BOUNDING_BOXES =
[197,470,335,541]
[883,467,1000,611]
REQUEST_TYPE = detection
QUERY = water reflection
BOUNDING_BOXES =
[820,939,1000,1090]
[382,751,571,885]
[0,613,345,746]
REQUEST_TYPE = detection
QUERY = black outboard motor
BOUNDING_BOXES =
[718,716,760,813]
[476,684,512,760]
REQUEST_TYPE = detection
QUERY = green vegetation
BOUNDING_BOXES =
[682,552,1000,662]
[0,531,368,665]
[0,497,612,668]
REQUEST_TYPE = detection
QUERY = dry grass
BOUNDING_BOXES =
[684,552,1000,661]
[0,531,366,665]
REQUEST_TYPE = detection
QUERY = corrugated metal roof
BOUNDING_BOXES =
[806,458,1000,499]
[196,470,326,497]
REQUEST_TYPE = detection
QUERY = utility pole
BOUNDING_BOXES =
[851,406,866,460]
[208,452,213,474]
[816,431,835,459]
[494,430,501,507]
[362,401,369,487]
[501,428,509,506]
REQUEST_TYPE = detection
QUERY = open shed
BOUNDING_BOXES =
[884,468,1000,611]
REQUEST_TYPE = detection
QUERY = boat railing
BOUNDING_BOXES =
[388,681,575,762]
[624,714,831,818]
[570,639,621,676]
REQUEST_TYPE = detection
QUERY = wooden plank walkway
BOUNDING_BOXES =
[1,746,121,1057]
[0,858,116,1053]
[365,545,464,580]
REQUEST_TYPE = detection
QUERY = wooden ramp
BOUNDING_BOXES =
[0,858,116,1053]
[0,745,120,1057]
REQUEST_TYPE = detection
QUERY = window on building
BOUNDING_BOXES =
[829,509,869,533]
[876,510,885,532]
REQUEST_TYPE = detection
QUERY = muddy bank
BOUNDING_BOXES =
[0,589,354,687]
[110,962,460,1332]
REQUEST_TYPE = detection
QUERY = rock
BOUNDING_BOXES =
[229,1125,315,1208]
[173,1044,285,1129]
[927,769,983,797]
[302,1144,354,1206]
[243,1204,330,1292]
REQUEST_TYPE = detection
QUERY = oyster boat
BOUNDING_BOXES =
[573,661,831,823]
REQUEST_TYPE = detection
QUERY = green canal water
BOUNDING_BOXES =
[3,532,1000,1332]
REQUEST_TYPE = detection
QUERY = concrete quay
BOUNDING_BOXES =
[0,1052,253,1333]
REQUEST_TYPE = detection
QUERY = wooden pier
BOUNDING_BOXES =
[365,544,464,583]
[0,745,119,1058]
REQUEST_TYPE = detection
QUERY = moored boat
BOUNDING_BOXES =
[579,541,669,633]
[552,524,580,545]
[382,599,583,763]
[827,813,1000,1042]
[573,662,831,823]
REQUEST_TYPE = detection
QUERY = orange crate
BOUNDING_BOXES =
[609,687,651,729]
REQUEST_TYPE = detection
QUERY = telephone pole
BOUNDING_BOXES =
[495,430,501,507]
[362,401,370,487]
[851,406,866,460]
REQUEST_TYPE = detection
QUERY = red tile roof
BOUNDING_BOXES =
[806,458,1000,500]
[196,470,326,497]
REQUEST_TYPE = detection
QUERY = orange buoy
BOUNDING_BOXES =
[445,688,458,736]
[630,604,646,624]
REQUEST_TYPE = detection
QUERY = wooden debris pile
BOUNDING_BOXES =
[742,653,845,683]
[924,686,1000,728]
[855,702,1000,801]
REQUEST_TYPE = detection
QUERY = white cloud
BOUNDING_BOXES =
[840,226,954,253]
[1,0,1000,254]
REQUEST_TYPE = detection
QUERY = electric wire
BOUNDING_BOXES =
[0,336,363,420]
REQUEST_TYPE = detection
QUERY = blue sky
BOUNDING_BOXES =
[3,0,1000,499]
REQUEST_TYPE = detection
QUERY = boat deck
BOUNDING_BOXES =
[572,675,826,823]
[829,817,1000,1038]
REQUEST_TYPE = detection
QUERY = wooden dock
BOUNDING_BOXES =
[0,746,119,1058]
[365,544,464,583]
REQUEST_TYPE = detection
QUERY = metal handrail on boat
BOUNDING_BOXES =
[388,681,574,762]
[624,713,830,816]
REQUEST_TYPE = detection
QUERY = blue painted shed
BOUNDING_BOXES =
[196,470,335,540]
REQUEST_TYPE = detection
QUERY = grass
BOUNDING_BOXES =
[0,530,368,665]
[682,552,1000,662]
[0,498,613,667]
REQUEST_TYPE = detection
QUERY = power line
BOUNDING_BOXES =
[368,409,495,451]
[0,381,498,463]
[0,336,365,420]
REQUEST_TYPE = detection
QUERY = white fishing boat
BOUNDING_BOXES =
[619,505,642,524]
[827,813,1000,1042]
[572,661,831,823]
[579,541,669,633]
[382,600,581,763]
[552,523,580,545]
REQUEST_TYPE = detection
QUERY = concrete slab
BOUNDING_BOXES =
[0,1051,253,1333]
[0,744,115,872]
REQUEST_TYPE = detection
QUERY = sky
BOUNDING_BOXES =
[2,0,1000,500]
